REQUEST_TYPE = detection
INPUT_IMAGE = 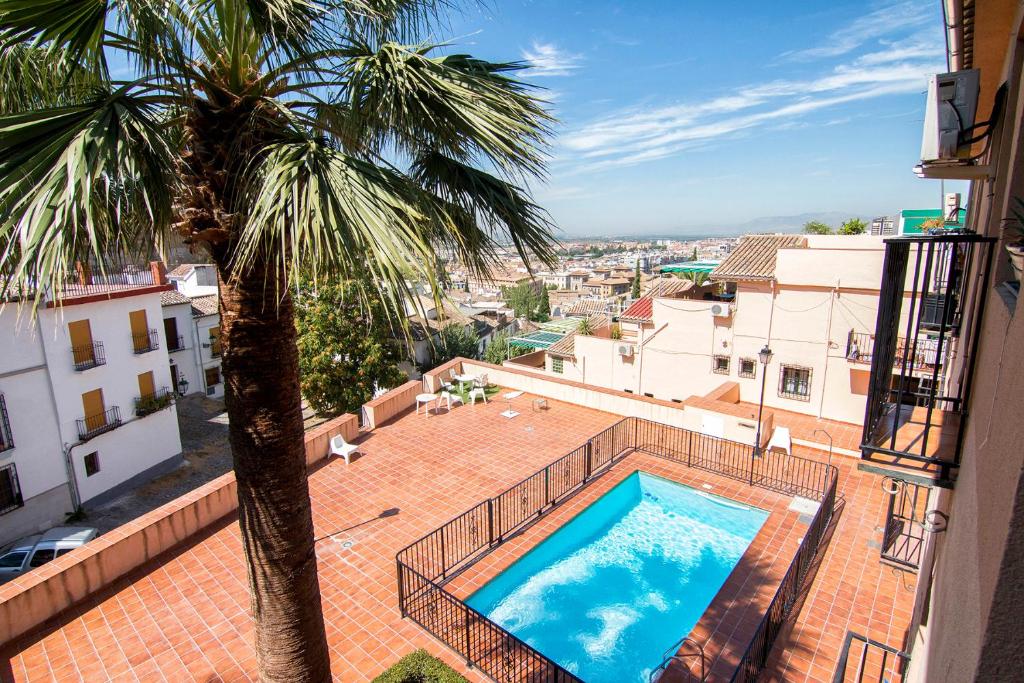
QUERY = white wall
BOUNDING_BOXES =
[193,314,224,398]
[0,308,70,529]
[36,292,183,504]
[161,302,203,399]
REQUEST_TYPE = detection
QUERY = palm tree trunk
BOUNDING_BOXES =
[216,259,331,682]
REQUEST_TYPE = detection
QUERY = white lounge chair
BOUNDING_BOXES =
[767,426,792,456]
[329,434,359,464]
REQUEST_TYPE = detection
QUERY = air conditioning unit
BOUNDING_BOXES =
[616,343,634,357]
[710,303,732,318]
[921,69,980,161]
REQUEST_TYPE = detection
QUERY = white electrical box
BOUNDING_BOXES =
[920,69,980,161]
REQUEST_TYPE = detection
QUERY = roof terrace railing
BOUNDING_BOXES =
[396,417,838,683]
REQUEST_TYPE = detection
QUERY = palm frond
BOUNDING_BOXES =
[412,150,559,273]
[0,43,99,113]
[343,42,553,177]
[0,88,176,303]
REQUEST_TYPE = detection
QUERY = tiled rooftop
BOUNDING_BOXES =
[1,389,915,683]
[711,235,807,282]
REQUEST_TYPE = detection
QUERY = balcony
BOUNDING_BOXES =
[860,233,996,482]
[132,329,160,355]
[167,335,187,352]
[846,330,949,375]
[0,395,12,453]
[72,342,106,371]
[134,388,174,417]
[76,406,122,441]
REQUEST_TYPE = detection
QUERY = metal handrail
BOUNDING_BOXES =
[830,631,909,683]
[650,636,706,682]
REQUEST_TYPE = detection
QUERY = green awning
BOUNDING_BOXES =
[508,330,565,350]
[900,209,963,234]
[658,260,720,275]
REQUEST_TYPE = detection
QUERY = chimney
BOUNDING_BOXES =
[75,261,92,285]
[150,261,168,285]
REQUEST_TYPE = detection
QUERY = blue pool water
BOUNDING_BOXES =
[466,471,768,682]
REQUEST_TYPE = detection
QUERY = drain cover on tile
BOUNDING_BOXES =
[332,536,355,549]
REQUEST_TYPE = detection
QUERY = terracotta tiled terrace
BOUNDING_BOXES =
[1,390,916,683]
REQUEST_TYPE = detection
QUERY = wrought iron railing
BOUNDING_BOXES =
[131,329,160,354]
[830,631,909,683]
[58,264,155,298]
[167,335,187,352]
[76,406,122,441]
[0,394,12,453]
[397,417,838,683]
[861,233,996,482]
[72,341,106,371]
[134,388,174,417]
[846,330,946,373]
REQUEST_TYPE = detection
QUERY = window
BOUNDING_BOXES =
[29,548,55,568]
[0,551,26,568]
[552,357,564,374]
[712,355,731,375]
[129,309,154,353]
[779,365,812,401]
[0,393,12,452]
[164,317,181,351]
[738,358,756,379]
[84,452,100,477]
[0,463,22,515]
[56,548,74,558]
[209,327,221,357]
[205,366,221,387]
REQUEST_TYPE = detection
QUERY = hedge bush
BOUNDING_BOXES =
[371,650,468,683]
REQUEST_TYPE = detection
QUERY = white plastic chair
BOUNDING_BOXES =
[329,434,359,465]
[469,376,488,405]
[440,390,463,411]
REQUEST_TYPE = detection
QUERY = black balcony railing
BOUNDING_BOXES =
[72,342,106,371]
[167,335,186,352]
[860,233,996,482]
[846,330,947,373]
[0,394,12,453]
[134,388,174,417]
[131,329,159,354]
[76,406,122,441]
[396,417,838,683]
[830,631,909,683]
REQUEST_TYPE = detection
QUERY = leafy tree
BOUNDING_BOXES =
[839,218,868,235]
[691,247,698,261]
[0,2,557,679]
[428,324,480,369]
[296,280,406,416]
[483,331,529,364]
[631,260,641,299]
[609,323,622,340]
[803,221,833,235]
[537,285,551,322]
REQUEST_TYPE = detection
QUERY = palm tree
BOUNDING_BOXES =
[0,2,556,680]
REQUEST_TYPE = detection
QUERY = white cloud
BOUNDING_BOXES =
[521,42,582,77]
[778,1,935,62]
[556,58,941,174]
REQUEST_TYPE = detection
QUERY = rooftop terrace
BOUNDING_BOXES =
[0,369,915,683]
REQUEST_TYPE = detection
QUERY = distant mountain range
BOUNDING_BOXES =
[565,211,877,240]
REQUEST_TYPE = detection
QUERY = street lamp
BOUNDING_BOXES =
[752,344,773,467]
[178,377,189,397]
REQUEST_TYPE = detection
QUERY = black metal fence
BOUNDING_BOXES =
[76,406,122,441]
[397,416,838,683]
[72,341,106,371]
[830,631,909,683]
[131,329,160,354]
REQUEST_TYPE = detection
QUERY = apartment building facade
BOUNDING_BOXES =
[0,264,184,544]
[543,235,904,425]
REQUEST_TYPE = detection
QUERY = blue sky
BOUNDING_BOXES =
[441,0,966,236]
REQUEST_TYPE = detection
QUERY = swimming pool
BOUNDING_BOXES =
[466,471,769,682]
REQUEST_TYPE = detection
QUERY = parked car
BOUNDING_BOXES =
[0,527,98,584]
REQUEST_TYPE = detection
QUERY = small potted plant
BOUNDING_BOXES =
[1007,197,1024,282]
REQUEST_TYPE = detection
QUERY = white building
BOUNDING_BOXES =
[161,264,224,399]
[0,263,184,544]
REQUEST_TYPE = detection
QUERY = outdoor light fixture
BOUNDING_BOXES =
[178,377,189,397]
[752,344,773,468]
[758,344,773,366]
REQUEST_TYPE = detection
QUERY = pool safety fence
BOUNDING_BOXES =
[396,417,839,682]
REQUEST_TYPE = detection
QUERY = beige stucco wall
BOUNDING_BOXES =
[904,14,1024,681]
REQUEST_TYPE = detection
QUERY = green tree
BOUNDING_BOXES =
[839,218,867,235]
[691,247,698,261]
[537,285,551,322]
[428,324,480,368]
[631,259,641,299]
[502,282,549,321]
[0,3,557,679]
[803,221,833,235]
[577,317,595,335]
[296,280,406,416]
[483,331,529,364]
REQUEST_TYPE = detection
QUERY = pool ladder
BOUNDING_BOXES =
[649,636,706,682]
